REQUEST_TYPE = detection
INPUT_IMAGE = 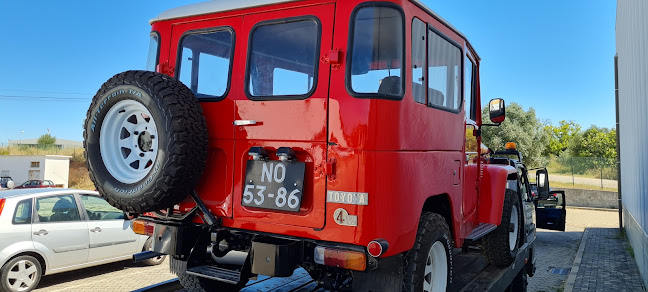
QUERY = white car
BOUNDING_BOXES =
[0,189,164,292]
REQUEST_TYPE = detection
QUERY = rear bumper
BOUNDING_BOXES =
[139,217,375,276]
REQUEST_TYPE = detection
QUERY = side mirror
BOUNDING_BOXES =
[489,98,506,124]
[6,181,14,189]
[536,169,550,200]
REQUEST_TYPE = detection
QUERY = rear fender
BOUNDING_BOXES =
[477,164,517,226]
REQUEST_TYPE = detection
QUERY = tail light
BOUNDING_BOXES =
[314,246,366,271]
[0,198,5,216]
[131,219,155,236]
[367,239,389,257]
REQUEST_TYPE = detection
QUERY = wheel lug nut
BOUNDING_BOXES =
[139,153,145,157]
[151,135,155,139]
[134,131,139,135]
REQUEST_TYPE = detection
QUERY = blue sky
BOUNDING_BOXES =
[0,0,616,143]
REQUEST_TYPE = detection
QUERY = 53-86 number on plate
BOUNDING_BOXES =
[242,160,305,212]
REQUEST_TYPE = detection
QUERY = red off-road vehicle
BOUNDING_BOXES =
[83,0,564,291]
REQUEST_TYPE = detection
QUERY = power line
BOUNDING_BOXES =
[0,89,93,96]
[0,95,90,102]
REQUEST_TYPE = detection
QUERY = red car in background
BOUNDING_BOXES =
[15,180,56,189]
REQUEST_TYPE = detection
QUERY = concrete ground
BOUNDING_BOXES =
[34,259,175,292]
[528,207,620,292]
[33,207,621,292]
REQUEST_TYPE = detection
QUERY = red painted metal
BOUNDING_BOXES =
[150,0,509,259]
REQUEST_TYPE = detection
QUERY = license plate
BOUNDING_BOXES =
[242,160,305,212]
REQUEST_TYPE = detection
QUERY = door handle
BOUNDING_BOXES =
[33,229,48,236]
[233,120,257,126]
[90,227,102,233]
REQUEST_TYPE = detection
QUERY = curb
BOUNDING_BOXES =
[566,206,619,212]
[564,228,589,292]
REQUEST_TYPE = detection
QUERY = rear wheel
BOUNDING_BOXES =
[403,212,452,292]
[140,238,166,266]
[0,255,42,292]
[482,189,522,267]
[84,70,208,213]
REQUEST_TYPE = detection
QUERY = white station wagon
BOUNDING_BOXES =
[0,189,163,292]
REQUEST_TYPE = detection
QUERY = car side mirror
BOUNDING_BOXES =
[489,98,506,124]
[536,169,550,200]
[6,181,14,189]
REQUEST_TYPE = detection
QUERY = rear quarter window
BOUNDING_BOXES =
[347,5,405,99]
[12,199,32,224]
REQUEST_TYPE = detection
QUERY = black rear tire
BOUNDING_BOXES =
[84,70,208,213]
[403,212,452,292]
[0,255,42,292]
[482,189,522,267]
[140,237,166,266]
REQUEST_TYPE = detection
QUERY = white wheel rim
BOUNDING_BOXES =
[423,241,448,292]
[509,205,519,250]
[6,260,38,292]
[100,100,159,184]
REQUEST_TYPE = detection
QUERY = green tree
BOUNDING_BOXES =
[544,120,581,156]
[37,134,57,148]
[481,102,549,167]
[570,126,616,159]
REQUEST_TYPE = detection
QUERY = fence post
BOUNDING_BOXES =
[600,157,604,189]
[571,156,575,185]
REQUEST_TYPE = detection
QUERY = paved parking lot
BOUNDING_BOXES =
[528,207,620,292]
[33,207,621,292]
[35,259,175,292]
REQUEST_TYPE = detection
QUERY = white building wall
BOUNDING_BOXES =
[43,157,70,188]
[616,0,648,287]
[0,156,70,188]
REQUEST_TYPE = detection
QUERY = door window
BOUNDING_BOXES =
[80,195,125,220]
[36,195,80,223]
[348,5,404,98]
[246,18,319,98]
[12,199,32,224]
[177,29,234,100]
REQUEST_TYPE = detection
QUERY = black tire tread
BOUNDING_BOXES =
[482,189,521,267]
[403,212,452,291]
[84,70,207,213]
[0,255,42,292]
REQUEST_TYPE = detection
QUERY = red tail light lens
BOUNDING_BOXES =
[0,198,5,216]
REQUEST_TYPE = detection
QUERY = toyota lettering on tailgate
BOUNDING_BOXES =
[242,160,305,212]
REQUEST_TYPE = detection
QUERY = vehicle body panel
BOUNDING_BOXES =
[147,0,514,259]
[0,189,148,276]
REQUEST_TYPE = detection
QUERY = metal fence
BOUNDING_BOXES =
[542,156,618,190]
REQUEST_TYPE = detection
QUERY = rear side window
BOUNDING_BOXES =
[36,195,80,223]
[12,199,32,224]
[348,5,405,98]
[177,29,234,100]
[427,28,462,110]
[412,18,426,104]
[246,18,320,99]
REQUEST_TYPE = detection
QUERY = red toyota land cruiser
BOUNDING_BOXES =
[83,0,548,291]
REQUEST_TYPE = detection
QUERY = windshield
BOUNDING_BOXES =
[146,33,160,72]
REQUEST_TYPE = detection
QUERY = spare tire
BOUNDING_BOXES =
[84,70,207,213]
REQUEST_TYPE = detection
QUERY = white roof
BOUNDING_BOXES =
[150,0,466,40]
[150,0,298,24]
